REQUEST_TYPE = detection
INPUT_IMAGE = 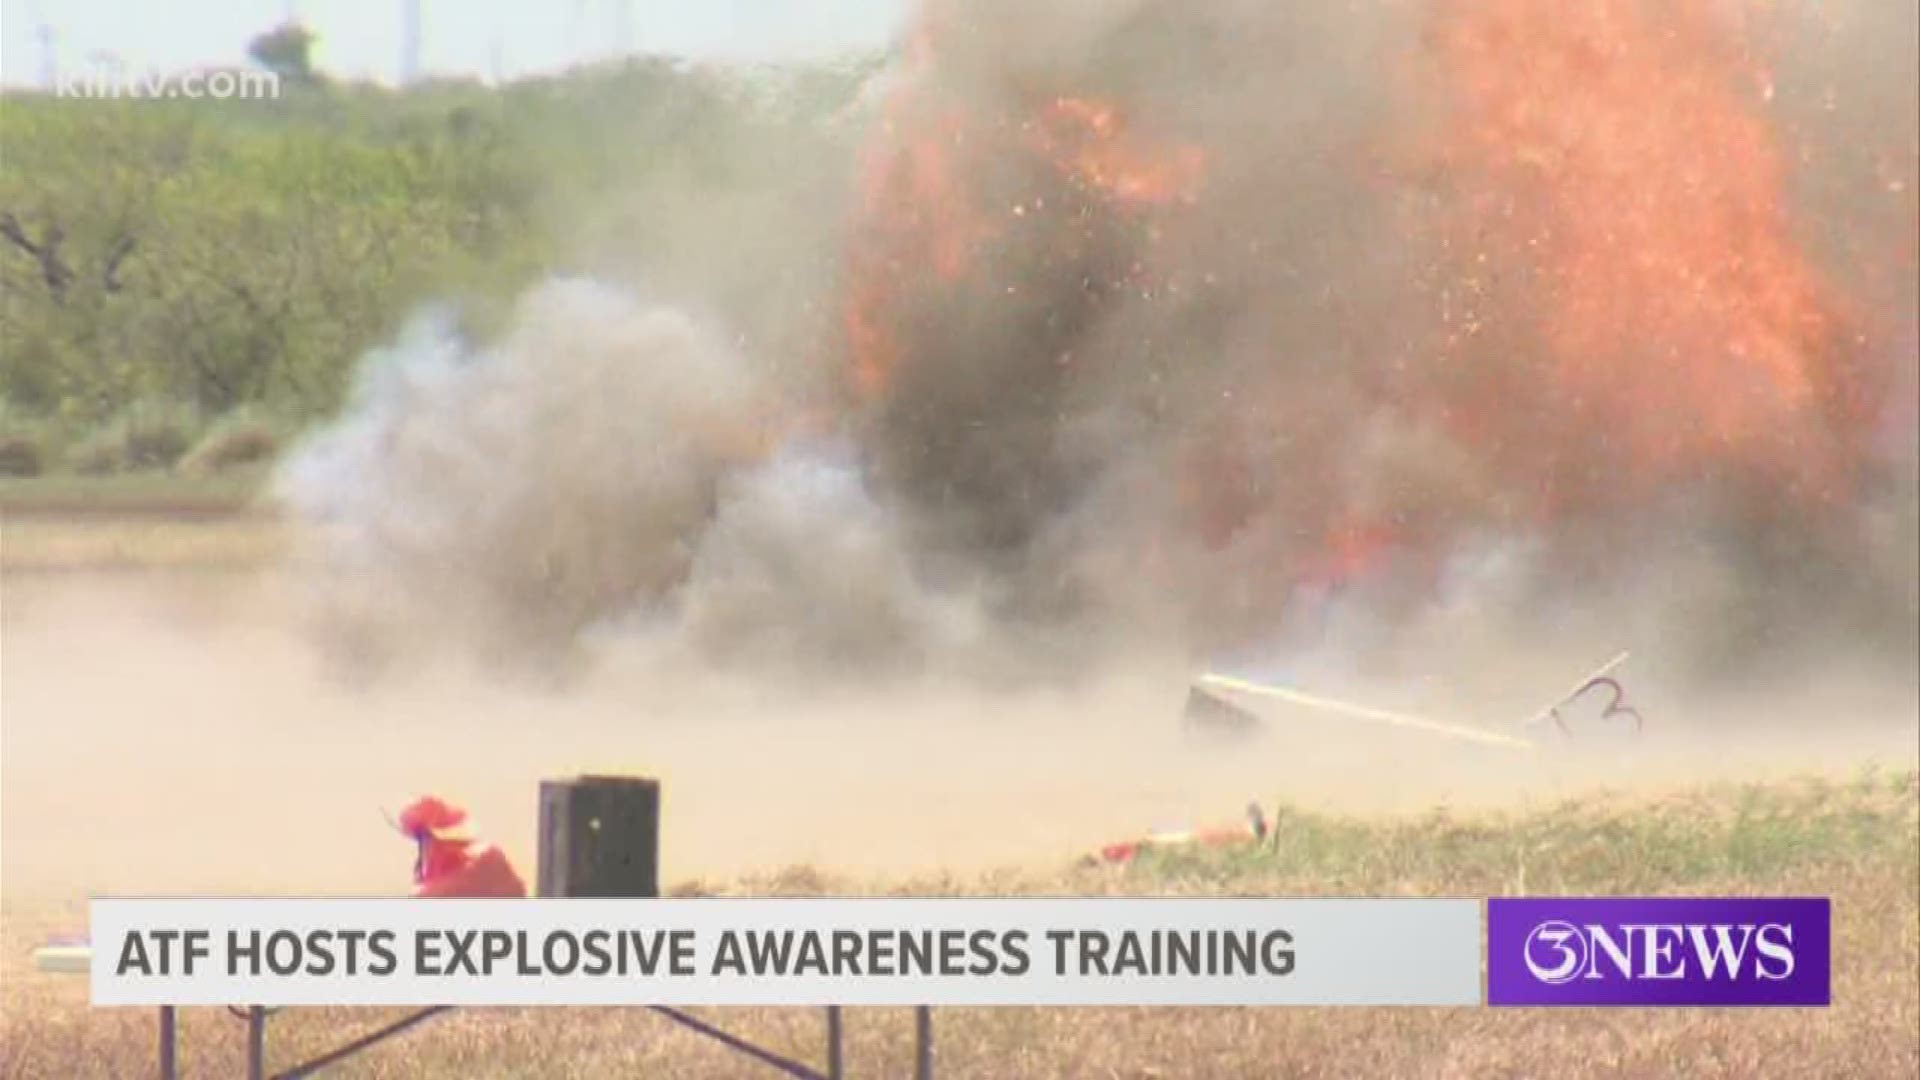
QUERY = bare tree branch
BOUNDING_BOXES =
[101,233,137,293]
[0,211,75,301]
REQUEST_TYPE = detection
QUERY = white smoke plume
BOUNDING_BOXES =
[278,279,1019,681]
[281,281,759,672]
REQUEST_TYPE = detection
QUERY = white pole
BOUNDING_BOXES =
[400,0,422,85]
[1196,672,1536,750]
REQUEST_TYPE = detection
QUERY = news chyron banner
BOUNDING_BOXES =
[88,896,1833,1008]
[91,898,1480,1007]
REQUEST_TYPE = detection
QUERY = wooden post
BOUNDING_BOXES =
[538,776,661,898]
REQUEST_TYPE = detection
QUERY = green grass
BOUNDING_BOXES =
[6,771,1913,1078]
[1114,769,1918,898]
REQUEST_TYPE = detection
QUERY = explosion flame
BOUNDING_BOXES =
[1426,0,1879,513]
[830,0,1911,654]
[285,0,1916,682]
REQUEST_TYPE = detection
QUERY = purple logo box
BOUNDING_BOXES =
[1488,897,1830,1006]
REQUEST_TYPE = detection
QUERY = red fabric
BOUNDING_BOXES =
[398,796,468,837]
[413,840,527,899]
[397,795,527,899]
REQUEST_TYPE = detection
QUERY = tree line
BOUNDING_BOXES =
[0,45,874,476]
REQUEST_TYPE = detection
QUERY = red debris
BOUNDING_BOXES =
[1095,804,1269,865]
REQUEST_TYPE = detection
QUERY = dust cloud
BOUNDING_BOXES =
[3,572,1913,904]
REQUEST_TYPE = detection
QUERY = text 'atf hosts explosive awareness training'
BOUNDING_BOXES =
[88,897,1830,1008]
[123,927,1296,981]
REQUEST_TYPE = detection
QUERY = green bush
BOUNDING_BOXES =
[65,405,202,474]
[177,414,283,475]
[0,430,46,477]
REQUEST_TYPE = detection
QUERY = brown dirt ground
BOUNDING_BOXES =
[2,523,1915,1078]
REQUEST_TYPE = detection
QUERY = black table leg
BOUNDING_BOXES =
[158,1006,177,1080]
[914,1006,932,1080]
[825,1006,844,1080]
[246,1006,267,1080]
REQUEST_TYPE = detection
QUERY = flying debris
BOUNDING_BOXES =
[1182,684,1265,742]
[1519,652,1646,740]
[1194,672,1537,751]
[1185,650,1648,752]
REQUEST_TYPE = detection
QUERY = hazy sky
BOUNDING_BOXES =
[0,0,910,87]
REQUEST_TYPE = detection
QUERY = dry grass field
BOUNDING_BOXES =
[4,774,1914,1079]
[3,486,1916,1078]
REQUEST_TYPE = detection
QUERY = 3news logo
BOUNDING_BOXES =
[1487,898,1830,1006]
